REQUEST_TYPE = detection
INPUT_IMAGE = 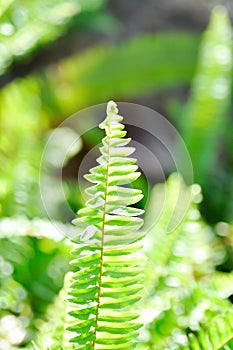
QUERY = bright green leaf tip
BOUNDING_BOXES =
[107,100,119,115]
[99,100,122,132]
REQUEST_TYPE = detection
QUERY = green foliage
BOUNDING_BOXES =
[0,217,71,348]
[182,310,233,350]
[0,3,233,350]
[0,0,14,18]
[66,101,145,349]
[1,30,200,116]
[0,0,104,74]
[0,77,85,218]
[0,32,199,220]
[0,78,49,218]
[181,6,232,165]
[31,102,231,350]
[1,119,233,349]
[139,174,232,350]
[34,272,73,350]
[180,6,233,222]
[48,32,199,115]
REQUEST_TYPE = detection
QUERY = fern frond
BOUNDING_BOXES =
[140,174,228,349]
[181,310,233,350]
[66,101,145,349]
[34,273,73,350]
[144,173,192,267]
[181,6,233,186]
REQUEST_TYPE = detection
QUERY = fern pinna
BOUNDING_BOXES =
[67,101,145,349]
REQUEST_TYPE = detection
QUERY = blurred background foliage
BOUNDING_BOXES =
[0,0,233,349]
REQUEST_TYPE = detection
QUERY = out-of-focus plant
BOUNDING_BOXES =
[34,272,72,350]
[47,32,199,115]
[180,310,233,349]
[0,76,84,218]
[0,32,199,219]
[0,0,105,75]
[0,79,47,218]
[0,216,71,349]
[180,6,233,223]
[1,31,200,118]
[139,174,233,350]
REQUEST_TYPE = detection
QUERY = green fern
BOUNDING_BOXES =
[181,310,233,350]
[34,273,72,350]
[66,101,145,349]
[181,6,232,181]
[179,6,233,222]
[34,272,85,350]
[140,174,231,350]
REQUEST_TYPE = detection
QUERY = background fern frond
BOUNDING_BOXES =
[66,101,145,349]
[34,272,73,350]
[181,6,232,181]
[139,174,230,349]
[179,6,233,223]
[182,310,233,350]
[0,218,71,349]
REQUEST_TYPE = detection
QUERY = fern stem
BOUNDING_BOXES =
[92,132,111,347]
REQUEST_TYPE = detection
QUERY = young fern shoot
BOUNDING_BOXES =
[66,101,145,349]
